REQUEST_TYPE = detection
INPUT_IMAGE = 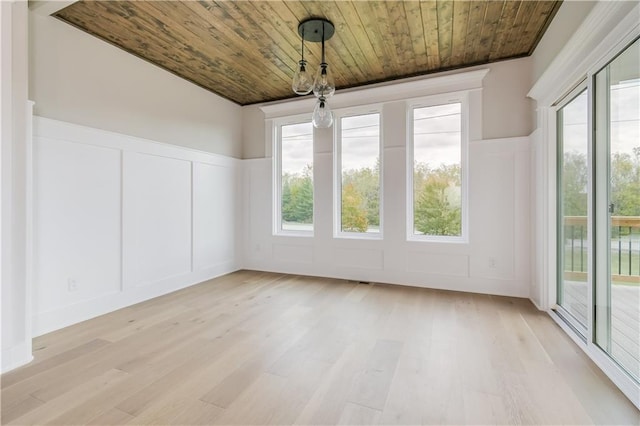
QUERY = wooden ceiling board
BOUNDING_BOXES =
[421,1,441,69]
[463,1,486,65]
[333,1,387,81]
[403,1,429,70]
[488,1,521,61]
[473,1,505,63]
[54,0,561,106]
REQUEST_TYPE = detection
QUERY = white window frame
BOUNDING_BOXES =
[333,105,383,239]
[272,114,314,237]
[528,0,640,408]
[406,91,470,243]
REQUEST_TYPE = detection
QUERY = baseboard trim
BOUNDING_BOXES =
[32,261,239,337]
[2,340,34,373]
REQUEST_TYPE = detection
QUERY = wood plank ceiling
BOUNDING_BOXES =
[54,1,561,106]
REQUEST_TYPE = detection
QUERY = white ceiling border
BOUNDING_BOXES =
[29,1,76,16]
[259,68,489,119]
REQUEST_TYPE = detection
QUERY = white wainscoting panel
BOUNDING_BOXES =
[468,149,516,281]
[406,252,469,277]
[334,248,384,270]
[122,152,192,288]
[193,161,236,271]
[33,137,122,316]
[273,243,314,264]
[32,117,241,336]
[244,135,532,298]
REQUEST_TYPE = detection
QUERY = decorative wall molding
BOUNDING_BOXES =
[31,117,242,336]
[34,117,237,168]
[29,0,76,16]
[259,69,489,119]
[243,135,532,298]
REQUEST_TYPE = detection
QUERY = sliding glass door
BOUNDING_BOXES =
[594,38,640,381]
[557,88,590,333]
[558,37,639,386]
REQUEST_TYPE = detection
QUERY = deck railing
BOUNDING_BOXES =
[563,216,640,284]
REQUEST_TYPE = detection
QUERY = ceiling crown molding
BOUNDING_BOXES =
[29,1,76,16]
[259,68,489,119]
[528,1,640,106]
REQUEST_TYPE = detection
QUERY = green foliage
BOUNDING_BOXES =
[342,158,380,228]
[562,148,640,218]
[561,152,588,216]
[341,183,368,232]
[279,146,638,237]
[562,147,639,240]
[611,148,640,217]
[281,165,313,224]
[413,163,461,236]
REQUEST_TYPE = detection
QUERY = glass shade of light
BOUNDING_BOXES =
[292,60,313,95]
[312,96,333,128]
[313,63,335,98]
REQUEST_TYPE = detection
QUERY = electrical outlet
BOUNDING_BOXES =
[488,257,497,269]
[67,278,78,292]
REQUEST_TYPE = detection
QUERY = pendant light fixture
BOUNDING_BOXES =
[292,18,335,128]
[292,27,312,95]
[312,96,333,128]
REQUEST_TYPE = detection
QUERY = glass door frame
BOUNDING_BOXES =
[554,81,591,339]
[593,38,640,381]
[547,31,640,408]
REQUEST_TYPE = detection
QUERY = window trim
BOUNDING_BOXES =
[406,91,470,243]
[272,115,314,237]
[333,105,383,240]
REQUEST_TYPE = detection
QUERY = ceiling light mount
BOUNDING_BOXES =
[297,18,335,43]
[292,17,336,128]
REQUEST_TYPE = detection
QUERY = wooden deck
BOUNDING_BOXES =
[563,280,640,380]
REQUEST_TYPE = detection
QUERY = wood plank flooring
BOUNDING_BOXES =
[2,270,639,425]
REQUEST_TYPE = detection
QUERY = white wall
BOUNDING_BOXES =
[482,58,534,140]
[243,70,532,298]
[242,106,267,160]
[32,117,242,336]
[1,0,32,373]
[29,12,243,158]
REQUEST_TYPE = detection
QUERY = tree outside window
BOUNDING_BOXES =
[339,113,380,235]
[279,122,313,232]
[412,102,463,238]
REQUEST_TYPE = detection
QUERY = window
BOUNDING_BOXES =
[275,120,314,234]
[409,98,467,241]
[336,112,381,236]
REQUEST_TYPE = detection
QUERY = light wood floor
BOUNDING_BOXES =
[2,270,639,425]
